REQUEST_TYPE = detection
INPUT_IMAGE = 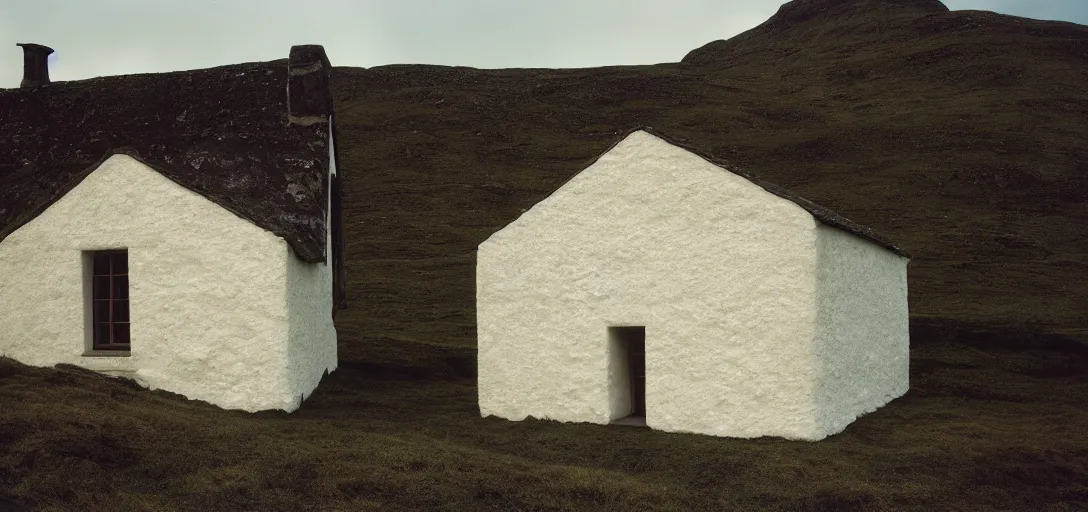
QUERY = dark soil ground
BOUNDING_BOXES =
[3,0,1088,510]
[2,320,1087,511]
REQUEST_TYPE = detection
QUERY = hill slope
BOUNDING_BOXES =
[332,0,1088,368]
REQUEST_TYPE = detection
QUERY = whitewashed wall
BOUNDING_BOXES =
[812,225,909,437]
[0,153,336,412]
[478,131,828,439]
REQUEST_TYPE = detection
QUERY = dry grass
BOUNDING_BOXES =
[2,319,1087,510]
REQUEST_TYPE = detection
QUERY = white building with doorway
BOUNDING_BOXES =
[476,129,910,441]
[0,44,346,412]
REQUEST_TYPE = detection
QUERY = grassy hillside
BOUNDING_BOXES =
[3,0,1088,509]
[335,0,1088,369]
[3,322,1086,511]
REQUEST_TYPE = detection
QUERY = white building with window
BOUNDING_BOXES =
[476,129,910,441]
[0,44,346,412]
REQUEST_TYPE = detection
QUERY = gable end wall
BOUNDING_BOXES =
[478,131,824,439]
[0,154,303,411]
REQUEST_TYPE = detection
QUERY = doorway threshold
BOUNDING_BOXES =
[610,415,647,427]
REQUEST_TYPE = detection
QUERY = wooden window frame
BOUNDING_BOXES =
[88,250,130,352]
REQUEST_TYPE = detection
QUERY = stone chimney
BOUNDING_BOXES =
[17,43,54,88]
[287,45,333,126]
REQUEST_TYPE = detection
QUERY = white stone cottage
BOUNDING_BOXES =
[0,44,347,412]
[477,129,910,441]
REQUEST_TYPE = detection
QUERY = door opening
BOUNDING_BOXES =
[609,326,646,425]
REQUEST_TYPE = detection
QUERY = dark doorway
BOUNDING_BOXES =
[611,326,646,418]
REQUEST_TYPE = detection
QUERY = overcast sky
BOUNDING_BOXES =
[2,0,1086,87]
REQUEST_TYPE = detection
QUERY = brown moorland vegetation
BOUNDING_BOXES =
[3,0,1088,510]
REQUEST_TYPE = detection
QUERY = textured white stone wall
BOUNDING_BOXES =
[478,130,827,439]
[284,119,339,405]
[0,153,333,412]
[813,225,909,437]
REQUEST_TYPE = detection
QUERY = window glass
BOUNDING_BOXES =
[112,276,129,300]
[112,253,128,275]
[113,323,130,344]
[114,301,130,323]
[93,300,110,322]
[94,323,110,345]
[93,253,110,275]
[94,276,111,298]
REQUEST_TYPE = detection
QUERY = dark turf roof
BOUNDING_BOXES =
[604,127,909,257]
[0,46,337,265]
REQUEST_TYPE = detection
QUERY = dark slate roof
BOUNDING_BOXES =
[606,127,909,257]
[0,48,335,264]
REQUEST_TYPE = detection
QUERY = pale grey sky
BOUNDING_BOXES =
[2,0,1086,87]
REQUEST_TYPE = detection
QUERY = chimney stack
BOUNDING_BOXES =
[17,43,54,88]
[287,45,333,126]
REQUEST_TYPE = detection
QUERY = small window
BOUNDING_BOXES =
[90,250,130,351]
